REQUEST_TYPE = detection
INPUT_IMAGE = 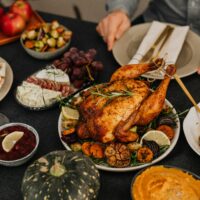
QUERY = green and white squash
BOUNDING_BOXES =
[22,150,100,200]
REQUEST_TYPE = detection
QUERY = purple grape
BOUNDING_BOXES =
[70,74,76,81]
[64,52,71,58]
[79,50,85,57]
[84,53,93,63]
[75,57,88,66]
[53,59,61,66]
[72,67,82,77]
[91,61,104,71]
[64,57,72,64]
[70,53,79,63]
[69,47,78,53]
[73,79,84,88]
[59,63,69,71]
[88,48,97,57]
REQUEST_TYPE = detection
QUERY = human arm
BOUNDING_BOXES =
[96,0,139,51]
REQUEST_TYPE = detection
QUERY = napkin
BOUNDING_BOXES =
[129,21,189,65]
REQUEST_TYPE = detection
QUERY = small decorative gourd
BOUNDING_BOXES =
[22,150,100,200]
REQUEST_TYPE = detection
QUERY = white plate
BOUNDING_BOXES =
[0,57,13,101]
[58,88,180,172]
[112,23,200,79]
[183,103,200,156]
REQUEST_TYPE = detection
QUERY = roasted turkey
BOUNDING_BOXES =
[76,60,176,143]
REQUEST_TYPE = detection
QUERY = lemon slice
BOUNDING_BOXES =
[62,106,79,120]
[140,130,170,146]
[2,131,24,153]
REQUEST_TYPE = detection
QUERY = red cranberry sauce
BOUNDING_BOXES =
[0,125,36,161]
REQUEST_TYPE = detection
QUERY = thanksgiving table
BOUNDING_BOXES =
[0,10,200,200]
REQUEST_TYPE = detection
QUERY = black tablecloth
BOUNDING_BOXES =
[0,12,200,200]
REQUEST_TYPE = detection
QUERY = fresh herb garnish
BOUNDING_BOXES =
[130,152,145,166]
[159,145,170,155]
[91,88,133,99]
[91,157,107,166]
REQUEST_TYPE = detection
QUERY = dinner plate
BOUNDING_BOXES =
[0,57,13,101]
[183,103,200,156]
[58,86,180,172]
[112,22,200,79]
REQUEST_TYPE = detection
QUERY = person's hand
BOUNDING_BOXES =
[96,10,131,51]
[197,67,200,75]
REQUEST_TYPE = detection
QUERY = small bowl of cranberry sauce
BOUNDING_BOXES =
[0,123,39,166]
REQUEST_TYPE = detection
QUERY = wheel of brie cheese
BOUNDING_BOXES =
[16,67,73,110]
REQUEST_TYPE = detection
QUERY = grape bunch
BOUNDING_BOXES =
[53,47,104,88]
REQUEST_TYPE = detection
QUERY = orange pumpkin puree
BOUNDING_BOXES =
[132,166,200,200]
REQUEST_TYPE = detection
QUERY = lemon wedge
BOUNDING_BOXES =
[140,130,170,146]
[2,131,24,153]
[62,106,79,120]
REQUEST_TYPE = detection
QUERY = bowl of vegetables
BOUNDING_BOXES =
[20,20,72,60]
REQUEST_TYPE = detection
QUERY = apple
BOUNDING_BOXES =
[1,12,26,36]
[0,7,4,17]
[10,0,32,22]
[0,7,4,28]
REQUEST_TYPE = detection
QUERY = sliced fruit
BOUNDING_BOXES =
[2,131,24,152]
[140,130,170,146]
[62,106,79,120]
[130,126,137,132]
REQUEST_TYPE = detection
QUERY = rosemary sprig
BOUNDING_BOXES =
[90,89,133,99]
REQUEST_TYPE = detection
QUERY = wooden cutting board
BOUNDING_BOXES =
[0,11,44,46]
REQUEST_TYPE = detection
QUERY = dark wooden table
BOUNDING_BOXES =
[0,11,200,200]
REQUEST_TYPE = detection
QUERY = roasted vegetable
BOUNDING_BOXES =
[82,142,92,156]
[47,38,56,48]
[22,21,72,52]
[127,142,141,152]
[70,142,82,152]
[105,143,131,168]
[157,125,175,140]
[22,151,100,200]
[51,20,60,29]
[62,128,75,136]
[137,147,153,163]
[24,40,34,49]
[62,119,78,129]
[90,143,104,159]
[27,30,37,40]
[142,140,160,158]
[157,116,176,127]
[57,36,66,48]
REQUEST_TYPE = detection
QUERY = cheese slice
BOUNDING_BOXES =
[36,68,70,83]
[16,81,62,107]
[17,82,45,107]
[43,88,62,105]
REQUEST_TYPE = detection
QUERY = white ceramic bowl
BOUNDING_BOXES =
[20,24,71,60]
[0,123,39,167]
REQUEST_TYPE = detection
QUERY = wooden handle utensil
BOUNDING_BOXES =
[173,73,200,112]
